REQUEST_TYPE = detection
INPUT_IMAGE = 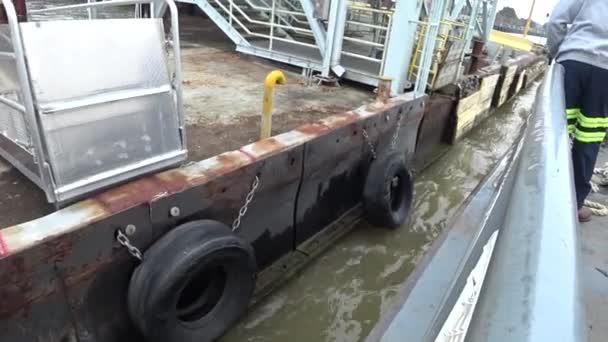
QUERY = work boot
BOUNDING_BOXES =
[578,207,593,222]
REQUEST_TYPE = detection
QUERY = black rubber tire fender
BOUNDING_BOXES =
[363,152,414,228]
[128,220,256,342]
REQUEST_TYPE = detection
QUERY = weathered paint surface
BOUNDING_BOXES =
[452,72,501,142]
[494,64,518,108]
[0,91,425,341]
[413,94,456,170]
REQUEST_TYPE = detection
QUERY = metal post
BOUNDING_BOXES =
[414,0,447,97]
[523,0,536,37]
[379,14,393,75]
[87,0,98,19]
[382,0,419,95]
[229,0,233,25]
[153,0,167,17]
[298,0,327,57]
[376,76,392,103]
[1,0,55,200]
[269,0,276,50]
[482,0,498,42]
[321,0,347,77]
[260,70,286,140]
[457,0,482,76]
[449,0,468,20]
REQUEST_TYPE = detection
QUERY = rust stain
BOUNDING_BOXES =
[319,112,360,129]
[184,152,248,186]
[0,245,119,319]
[44,234,74,263]
[365,101,393,112]
[246,138,286,158]
[63,256,116,289]
[94,178,165,214]
[153,169,191,194]
[296,122,331,136]
[0,256,32,318]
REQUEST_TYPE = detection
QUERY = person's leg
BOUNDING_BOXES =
[574,62,608,212]
[571,140,600,208]
[562,61,589,211]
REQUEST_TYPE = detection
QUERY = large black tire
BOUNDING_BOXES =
[363,152,414,228]
[128,220,256,342]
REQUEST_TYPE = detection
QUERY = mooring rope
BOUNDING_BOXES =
[585,199,608,217]
[593,162,608,186]
[586,163,608,216]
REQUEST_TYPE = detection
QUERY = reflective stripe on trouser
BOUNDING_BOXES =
[566,108,579,135]
[575,111,608,143]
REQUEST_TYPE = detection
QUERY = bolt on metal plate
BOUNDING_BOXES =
[170,206,181,217]
[125,224,137,236]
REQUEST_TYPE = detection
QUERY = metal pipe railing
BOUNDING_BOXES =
[466,64,586,341]
[1,0,51,193]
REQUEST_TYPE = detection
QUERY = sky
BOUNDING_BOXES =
[496,0,559,23]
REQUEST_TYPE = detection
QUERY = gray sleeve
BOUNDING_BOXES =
[547,0,584,57]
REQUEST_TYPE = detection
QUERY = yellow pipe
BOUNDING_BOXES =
[261,70,286,140]
[523,0,536,38]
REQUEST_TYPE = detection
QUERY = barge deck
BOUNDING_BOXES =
[0,14,372,228]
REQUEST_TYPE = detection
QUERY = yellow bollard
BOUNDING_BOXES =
[260,70,286,140]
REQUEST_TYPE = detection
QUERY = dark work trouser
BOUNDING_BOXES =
[562,60,608,209]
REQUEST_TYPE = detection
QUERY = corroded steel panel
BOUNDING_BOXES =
[0,92,425,342]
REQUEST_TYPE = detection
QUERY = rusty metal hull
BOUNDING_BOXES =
[0,92,425,341]
[413,94,456,171]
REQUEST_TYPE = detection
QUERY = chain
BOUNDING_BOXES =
[232,175,260,232]
[116,229,143,261]
[363,110,404,159]
[390,110,405,151]
[362,128,378,160]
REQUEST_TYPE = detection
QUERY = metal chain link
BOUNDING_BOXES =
[232,176,260,232]
[363,110,405,159]
[362,128,378,160]
[390,110,405,151]
[116,229,143,261]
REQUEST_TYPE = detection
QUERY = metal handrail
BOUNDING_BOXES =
[340,4,393,74]
[224,0,314,35]
[466,64,586,341]
[209,0,319,50]
[30,0,155,13]
[1,0,52,193]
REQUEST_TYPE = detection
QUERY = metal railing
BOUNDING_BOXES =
[204,0,318,51]
[466,63,585,341]
[341,3,394,75]
[408,19,467,90]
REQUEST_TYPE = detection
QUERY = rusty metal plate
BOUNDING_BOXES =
[150,146,304,270]
[414,94,456,171]
[0,93,426,342]
[295,97,425,245]
[433,40,466,90]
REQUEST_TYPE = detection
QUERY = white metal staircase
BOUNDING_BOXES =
[177,0,396,85]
